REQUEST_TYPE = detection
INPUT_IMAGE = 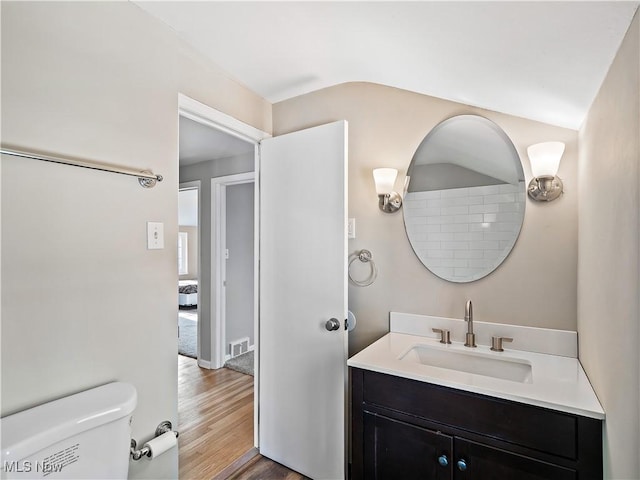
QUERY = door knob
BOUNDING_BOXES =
[457,459,467,471]
[437,454,449,467]
[325,318,341,331]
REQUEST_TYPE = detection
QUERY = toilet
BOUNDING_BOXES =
[1,382,137,479]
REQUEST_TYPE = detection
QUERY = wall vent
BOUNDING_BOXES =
[229,337,249,358]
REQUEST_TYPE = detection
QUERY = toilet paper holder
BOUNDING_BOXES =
[130,420,179,460]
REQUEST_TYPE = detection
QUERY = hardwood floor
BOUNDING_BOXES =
[178,355,254,479]
[225,454,309,480]
[178,355,306,479]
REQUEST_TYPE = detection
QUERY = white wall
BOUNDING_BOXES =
[179,153,255,362]
[578,11,640,479]
[1,3,270,479]
[273,82,579,354]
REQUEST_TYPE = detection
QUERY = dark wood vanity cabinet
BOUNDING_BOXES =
[364,412,450,479]
[351,368,603,480]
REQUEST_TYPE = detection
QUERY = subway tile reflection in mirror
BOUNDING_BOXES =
[404,184,525,281]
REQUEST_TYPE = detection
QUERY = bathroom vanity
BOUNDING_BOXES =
[348,313,604,480]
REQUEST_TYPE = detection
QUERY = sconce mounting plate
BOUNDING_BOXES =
[528,176,563,202]
[378,192,402,213]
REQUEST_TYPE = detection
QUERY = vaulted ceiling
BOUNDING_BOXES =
[136,1,638,132]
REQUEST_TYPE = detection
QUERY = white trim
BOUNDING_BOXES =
[177,232,189,275]
[178,94,271,145]
[252,145,260,448]
[179,180,201,361]
[197,358,211,369]
[212,172,255,369]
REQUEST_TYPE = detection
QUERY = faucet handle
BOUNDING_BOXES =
[432,328,452,344]
[490,336,513,352]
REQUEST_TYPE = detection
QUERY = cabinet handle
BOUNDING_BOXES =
[457,459,467,471]
[437,454,449,467]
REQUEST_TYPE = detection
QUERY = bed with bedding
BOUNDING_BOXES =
[179,280,198,307]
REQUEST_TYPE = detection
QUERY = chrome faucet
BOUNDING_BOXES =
[464,300,476,348]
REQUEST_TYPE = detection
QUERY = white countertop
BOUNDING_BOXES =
[348,332,605,420]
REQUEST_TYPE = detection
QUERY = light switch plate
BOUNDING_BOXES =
[147,222,164,249]
[348,218,356,239]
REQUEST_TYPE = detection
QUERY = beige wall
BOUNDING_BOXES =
[1,2,269,479]
[274,83,578,354]
[179,226,198,281]
[578,11,640,480]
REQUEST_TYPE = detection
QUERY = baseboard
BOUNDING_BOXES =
[197,358,212,369]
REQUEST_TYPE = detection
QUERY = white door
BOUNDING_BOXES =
[259,120,348,479]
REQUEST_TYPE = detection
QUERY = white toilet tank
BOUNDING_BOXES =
[1,382,137,480]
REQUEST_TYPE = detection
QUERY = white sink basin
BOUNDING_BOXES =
[400,344,533,383]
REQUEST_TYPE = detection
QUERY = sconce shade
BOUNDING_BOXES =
[527,141,564,202]
[373,168,398,195]
[527,142,565,178]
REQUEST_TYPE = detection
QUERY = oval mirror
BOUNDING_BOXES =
[403,115,525,283]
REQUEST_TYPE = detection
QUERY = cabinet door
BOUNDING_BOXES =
[453,438,577,480]
[364,412,453,480]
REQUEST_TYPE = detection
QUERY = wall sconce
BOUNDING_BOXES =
[527,141,565,202]
[373,168,402,213]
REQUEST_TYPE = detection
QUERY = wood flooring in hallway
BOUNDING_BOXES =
[178,355,307,479]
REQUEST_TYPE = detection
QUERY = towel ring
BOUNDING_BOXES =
[348,249,378,287]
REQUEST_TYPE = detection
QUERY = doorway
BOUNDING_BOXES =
[177,95,349,479]
[178,183,200,361]
[177,95,268,477]
[212,173,255,371]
